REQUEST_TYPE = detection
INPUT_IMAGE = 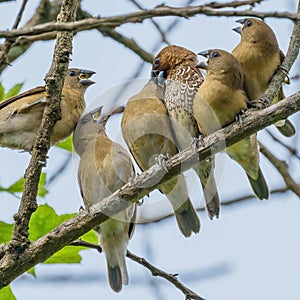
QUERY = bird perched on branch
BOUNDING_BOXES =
[73,106,136,293]
[194,49,269,200]
[151,45,220,220]
[0,68,95,151]
[232,17,295,137]
[122,79,200,237]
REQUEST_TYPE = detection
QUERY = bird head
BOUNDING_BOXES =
[198,49,244,88]
[232,18,278,48]
[64,68,96,92]
[151,45,198,79]
[73,105,124,156]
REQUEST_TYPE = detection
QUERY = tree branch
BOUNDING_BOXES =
[70,239,204,300]
[0,5,299,39]
[8,0,78,255]
[0,90,300,288]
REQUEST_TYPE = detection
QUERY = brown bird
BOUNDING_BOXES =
[152,45,220,220]
[194,49,269,200]
[232,17,295,137]
[122,79,200,237]
[73,106,136,293]
[0,68,95,151]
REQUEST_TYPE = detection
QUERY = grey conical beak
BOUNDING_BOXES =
[232,26,242,35]
[198,50,210,58]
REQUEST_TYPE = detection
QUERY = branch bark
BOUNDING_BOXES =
[0,4,299,40]
[8,0,78,256]
[0,90,300,288]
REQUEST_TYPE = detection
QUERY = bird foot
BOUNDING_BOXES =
[249,97,270,109]
[235,111,245,125]
[155,154,169,173]
[278,66,290,84]
[191,136,203,154]
[137,198,144,206]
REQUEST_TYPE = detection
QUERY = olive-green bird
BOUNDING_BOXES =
[0,68,95,151]
[194,49,269,200]
[73,106,136,293]
[232,17,295,137]
[122,79,200,237]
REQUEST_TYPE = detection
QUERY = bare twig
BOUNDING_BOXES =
[9,0,78,254]
[127,250,205,300]
[259,142,300,197]
[265,129,300,160]
[0,0,28,67]
[70,239,205,299]
[130,0,170,44]
[0,6,299,40]
[206,0,264,9]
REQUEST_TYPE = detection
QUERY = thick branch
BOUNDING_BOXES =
[0,5,299,39]
[0,91,300,288]
[9,0,78,253]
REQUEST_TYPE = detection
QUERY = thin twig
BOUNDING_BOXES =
[70,239,205,299]
[0,0,28,67]
[1,6,299,39]
[259,142,300,197]
[265,129,300,160]
[130,0,170,44]
[127,250,205,300]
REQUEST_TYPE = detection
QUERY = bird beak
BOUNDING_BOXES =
[232,26,242,35]
[235,18,245,25]
[196,61,208,70]
[79,69,96,86]
[198,50,210,58]
[89,106,103,122]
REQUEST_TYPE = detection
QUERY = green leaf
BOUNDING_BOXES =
[29,204,94,265]
[0,221,13,243]
[0,83,5,101]
[27,267,36,278]
[55,135,74,152]
[81,229,98,244]
[0,285,16,300]
[1,173,48,197]
[29,204,76,241]
[45,246,85,264]
[37,173,48,197]
[4,83,23,99]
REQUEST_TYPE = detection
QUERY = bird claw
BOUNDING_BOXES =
[155,154,168,173]
[191,136,203,154]
[249,97,270,109]
[137,198,144,206]
[235,111,244,125]
[278,66,290,84]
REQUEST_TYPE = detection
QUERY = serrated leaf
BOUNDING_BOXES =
[0,285,16,300]
[0,83,5,101]
[0,221,13,243]
[4,83,23,99]
[55,135,74,152]
[29,204,76,241]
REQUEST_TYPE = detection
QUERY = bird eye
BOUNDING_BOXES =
[153,57,160,67]
[68,70,76,76]
[211,51,220,58]
[245,20,253,27]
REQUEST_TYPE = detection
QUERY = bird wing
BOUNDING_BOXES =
[0,86,45,110]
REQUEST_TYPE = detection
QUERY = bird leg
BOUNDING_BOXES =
[249,97,270,109]
[191,135,203,154]
[235,110,245,125]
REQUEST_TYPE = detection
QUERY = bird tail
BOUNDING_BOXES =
[275,119,296,137]
[196,156,220,219]
[273,88,296,137]
[247,168,269,200]
[99,232,129,293]
[160,174,200,237]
